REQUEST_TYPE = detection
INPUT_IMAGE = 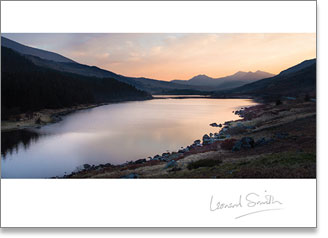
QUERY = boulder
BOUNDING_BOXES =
[232,137,255,151]
[167,153,183,161]
[162,152,170,157]
[210,122,219,127]
[240,137,255,149]
[164,160,177,169]
[135,159,146,164]
[194,139,201,144]
[232,140,242,151]
[202,134,212,145]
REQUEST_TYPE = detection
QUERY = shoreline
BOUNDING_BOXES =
[62,98,316,178]
[1,98,152,132]
[1,96,257,132]
[60,105,253,178]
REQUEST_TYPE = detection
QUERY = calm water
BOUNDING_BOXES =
[1,98,257,178]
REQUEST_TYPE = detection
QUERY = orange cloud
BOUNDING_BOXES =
[4,33,316,81]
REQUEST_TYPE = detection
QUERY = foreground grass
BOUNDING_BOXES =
[161,152,316,178]
[187,158,223,170]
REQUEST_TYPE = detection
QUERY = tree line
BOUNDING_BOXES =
[1,47,151,119]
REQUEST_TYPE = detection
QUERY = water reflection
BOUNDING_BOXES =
[1,129,42,158]
[1,98,258,178]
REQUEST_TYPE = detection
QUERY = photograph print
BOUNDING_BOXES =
[1,33,316,179]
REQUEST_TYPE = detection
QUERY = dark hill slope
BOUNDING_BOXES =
[25,54,202,93]
[1,47,151,118]
[1,37,210,93]
[215,59,316,99]
[1,36,75,63]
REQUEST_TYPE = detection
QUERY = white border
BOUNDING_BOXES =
[0,1,317,228]
[1,179,316,227]
[1,1,316,33]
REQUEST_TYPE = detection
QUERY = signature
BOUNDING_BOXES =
[210,191,283,219]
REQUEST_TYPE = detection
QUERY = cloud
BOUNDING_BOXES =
[3,33,316,81]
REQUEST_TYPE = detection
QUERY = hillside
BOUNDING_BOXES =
[214,59,316,100]
[1,47,152,119]
[1,36,75,63]
[1,37,203,94]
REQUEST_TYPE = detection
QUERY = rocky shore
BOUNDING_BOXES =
[62,98,316,178]
[1,103,105,132]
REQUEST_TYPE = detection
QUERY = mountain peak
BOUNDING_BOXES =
[189,74,212,81]
[234,71,247,75]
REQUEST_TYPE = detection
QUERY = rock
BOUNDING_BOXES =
[232,140,242,151]
[232,137,255,151]
[210,122,219,127]
[160,157,168,162]
[218,123,222,127]
[241,137,255,149]
[121,173,139,179]
[83,164,91,169]
[178,147,189,153]
[135,159,146,164]
[203,134,210,140]
[167,153,183,161]
[164,160,177,169]
[162,152,170,157]
[194,139,201,144]
[202,134,212,145]
[236,122,245,128]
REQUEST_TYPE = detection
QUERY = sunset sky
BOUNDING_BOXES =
[3,33,316,81]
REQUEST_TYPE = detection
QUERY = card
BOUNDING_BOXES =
[1,1,316,228]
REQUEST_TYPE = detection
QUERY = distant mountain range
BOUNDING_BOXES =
[1,36,316,100]
[215,59,316,99]
[1,37,200,93]
[1,37,275,93]
[171,70,275,90]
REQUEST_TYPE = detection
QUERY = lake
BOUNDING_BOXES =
[1,98,257,178]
